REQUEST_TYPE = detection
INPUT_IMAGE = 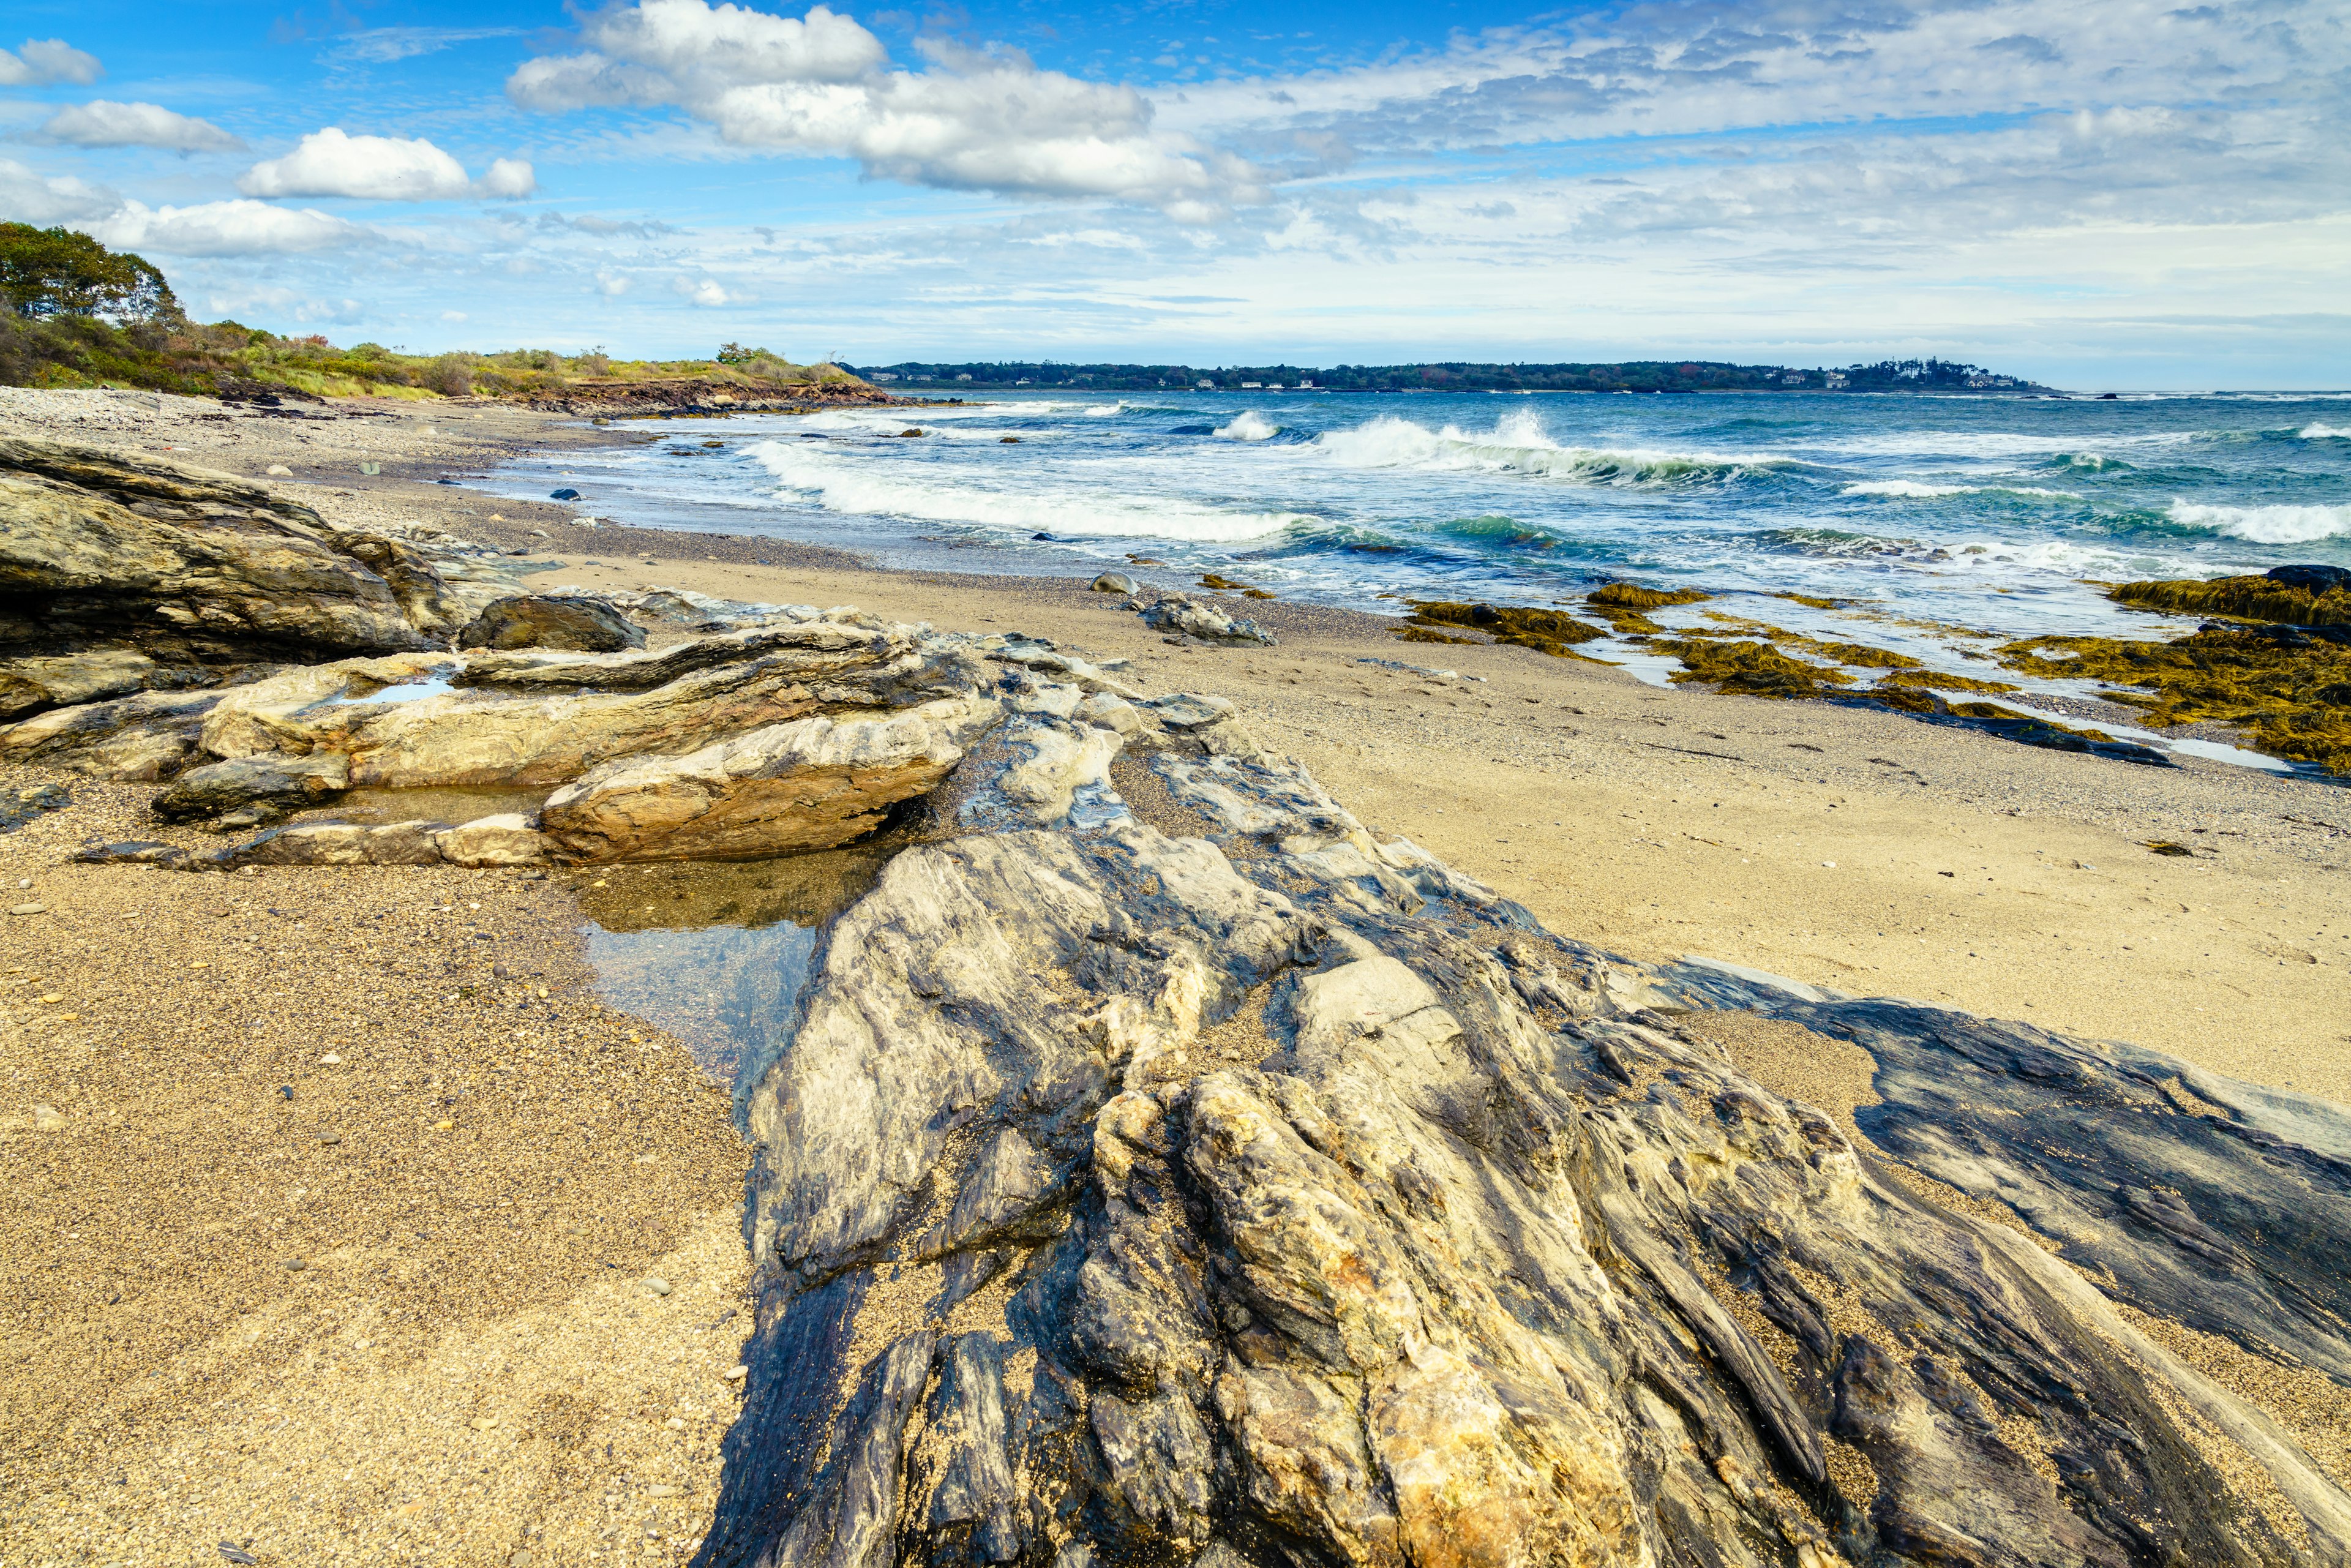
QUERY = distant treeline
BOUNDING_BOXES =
[849,357,2047,394]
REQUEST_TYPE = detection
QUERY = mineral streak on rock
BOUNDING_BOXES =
[698,719,2351,1568]
[457,593,647,652]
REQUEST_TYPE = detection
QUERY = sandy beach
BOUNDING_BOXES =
[5,389,2349,1563]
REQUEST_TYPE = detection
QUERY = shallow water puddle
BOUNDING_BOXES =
[572,846,893,1125]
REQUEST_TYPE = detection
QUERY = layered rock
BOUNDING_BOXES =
[0,438,437,662]
[693,714,2351,1568]
[457,594,645,652]
[539,696,1002,863]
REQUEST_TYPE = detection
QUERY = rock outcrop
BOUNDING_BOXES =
[687,708,2351,1568]
[34,537,2351,1568]
[1141,592,1277,645]
[458,594,645,652]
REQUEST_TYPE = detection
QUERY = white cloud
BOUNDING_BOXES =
[596,268,632,295]
[508,0,1261,215]
[239,128,537,201]
[674,276,732,306]
[88,198,374,257]
[0,37,102,87]
[441,310,468,321]
[0,156,116,224]
[39,100,246,154]
[205,285,366,326]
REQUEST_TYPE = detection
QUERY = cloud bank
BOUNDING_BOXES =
[40,100,246,154]
[0,37,101,87]
[507,0,1262,219]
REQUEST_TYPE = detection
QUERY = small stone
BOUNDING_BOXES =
[219,1544,260,1566]
[432,1119,456,1131]
[265,463,294,477]
[9,902,43,917]
[512,1553,536,1567]
[318,1132,342,1145]
[472,1416,500,1430]
[648,1484,682,1496]
[664,1417,687,1431]
[32,1105,65,1131]
[283,1258,306,1271]
[646,1277,673,1296]
[319,1052,342,1065]
[1091,572,1138,595]
[38,994,62,1005]
[724,1364,748,1382]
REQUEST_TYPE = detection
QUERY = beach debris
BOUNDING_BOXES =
[217,1545,259,1566]
[1356,657,1486,684]
[1091,572,1137,595]
[1137,591,1275,645]
[9,902,43,915]
[265,463,293,476]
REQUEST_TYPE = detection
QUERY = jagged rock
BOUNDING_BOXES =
[697,738,2351,1568]
[435,812,550,867]
[151,751,349,821]
[0,649,189,720]
[0,438,440,660]
[538,697,1001,863]
[1141,592,1275,645]
[457,595,646,653]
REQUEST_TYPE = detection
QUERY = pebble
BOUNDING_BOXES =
[32,1105,65,1131]
[433,1119,456,1131]
[723,1364,748,1382]
[283,1259,306,1271]
[471,1416,500,1430]
[646,1278,672,1297]
[9,902,43,916]
[318,1132,342,1145]
[319,1052,342,1065]
[648,1484,681,1496]
[664,1417,687,1431]
[219,1545,260,1566]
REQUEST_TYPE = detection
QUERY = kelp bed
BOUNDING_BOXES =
[1397,574,2351,775]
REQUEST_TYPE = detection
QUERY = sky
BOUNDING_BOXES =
[1,0,2345,387]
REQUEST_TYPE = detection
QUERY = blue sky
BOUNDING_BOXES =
[2,0,2346,386]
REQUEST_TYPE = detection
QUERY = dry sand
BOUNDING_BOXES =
[5,388,2349,1564]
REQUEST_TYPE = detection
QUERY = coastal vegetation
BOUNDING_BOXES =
[0,225,863,402]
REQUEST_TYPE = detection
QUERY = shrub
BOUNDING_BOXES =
[424,354,474,396]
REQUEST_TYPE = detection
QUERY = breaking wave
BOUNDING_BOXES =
[1843,481,2081,500]
[1214,410,1281,441]
[2301,423,2351,439]
[1310,410,1781,486]
[2165,499,2351,544]
[744,440,1304,543]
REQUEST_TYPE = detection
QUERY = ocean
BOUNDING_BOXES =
[472,388,2350,771]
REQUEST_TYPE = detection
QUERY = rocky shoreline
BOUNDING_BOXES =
[5,418,2350,1566]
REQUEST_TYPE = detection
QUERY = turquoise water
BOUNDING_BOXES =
[474,389,2347,760]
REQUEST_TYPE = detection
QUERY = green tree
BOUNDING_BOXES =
[0,224,181,324]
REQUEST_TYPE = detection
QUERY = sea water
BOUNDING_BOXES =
[469,389,2350,732]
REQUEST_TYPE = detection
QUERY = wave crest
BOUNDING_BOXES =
[1214,410,1281,441]
[2166,499,2351,544]
[1311,410,1777,486]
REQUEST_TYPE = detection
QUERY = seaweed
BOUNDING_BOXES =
[1873,669,2021,694]
[1648,638,1857,698]
[1404,601,1608,657]
[1774,592,1850,610]
[2111,576,2351,628]
[1996,626,2351,773]
[1690,613,1925,670]
[1394,627,1481,646]
[1589,582,1711,609]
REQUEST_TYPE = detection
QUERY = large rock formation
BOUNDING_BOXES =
[689,709,2351,1568]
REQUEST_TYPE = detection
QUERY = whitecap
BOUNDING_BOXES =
[1214,410,1281,441]
[2166,499,2351,544]
[1842,481,2081,500]
[2300,423,2351,439]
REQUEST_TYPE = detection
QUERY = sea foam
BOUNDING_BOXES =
[1214,410,1281,441]
[744,440,1302,543]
